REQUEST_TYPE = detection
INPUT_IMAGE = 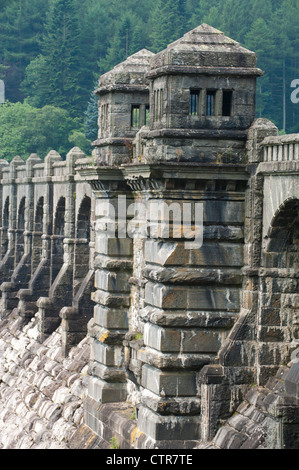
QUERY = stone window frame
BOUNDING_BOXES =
[222,90,233,117]
[206,89,216,116]
[189,88,234,118]
[154,88,163,122]
[100,103,109,132]
[189,89,201,116]
[131,104,150,129]
[145,104,150,126]
[131,104,140,128]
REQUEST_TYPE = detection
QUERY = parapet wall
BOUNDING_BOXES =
[0,148,95,355]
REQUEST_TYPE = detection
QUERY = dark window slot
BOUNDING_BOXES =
[131,105,140,127]
[190,90,200,115]
[222,90,233,116]
[206,90,216,116]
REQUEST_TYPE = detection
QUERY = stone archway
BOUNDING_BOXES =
[15,197,25,266]
[1,197,9,258]
[257,198,299,384]
[74,195,91,294]
[59,195,93,355]
[51,197,65,284]
[31,197,44,273]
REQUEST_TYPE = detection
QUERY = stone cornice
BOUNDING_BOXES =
[136,127,248,141]
[146,65,263,80]
[121,161,250,182]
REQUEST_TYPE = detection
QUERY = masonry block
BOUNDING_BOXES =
[94,305,128,330]
[95,237,133,256]
[285,363,299,397]
[95,270,131,293]
[144,240,243,267]
[141,364,197,397]
[144,322,223,353]
[91,341,124,368]
[137,406,201,441]
[144,282,240,311]
[87,376,127,404]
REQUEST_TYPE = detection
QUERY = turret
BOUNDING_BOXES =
[93,49,155,166]
[134,24,263,164]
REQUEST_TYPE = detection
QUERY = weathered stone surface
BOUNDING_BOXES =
[0,21,298,451]
[0,313,90,449]
[141,364,197,397]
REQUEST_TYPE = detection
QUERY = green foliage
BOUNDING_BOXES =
[0,0,50,101]
[22,0,92,118]
[21,55,49,108]
[0,0,298,161]
[109,436,120,449]
[68,130,92,155]
[0,64,8,80]
[0,101,82,161]
[148,0,187,52]
[84,91,99,142]
[244,18,274,118]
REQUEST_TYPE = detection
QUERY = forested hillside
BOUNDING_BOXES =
[0,0,298,160]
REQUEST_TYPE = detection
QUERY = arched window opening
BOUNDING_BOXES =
[74,196,91,294]
[1,197,9,257]
[51,197,65,284]
[32,197,44,273]
[15,197,25,265]
[265,199,299,270]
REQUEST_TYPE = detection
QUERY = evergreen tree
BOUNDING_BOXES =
[42,0,90,116]
[0,0,297,135]
[245,18,274,118]
[84,91,99,142]
[221,0,256,41]
[99,16,134,73]
[0,64,8,80]
[266,3,294,131]
[130,23,146,55]
[280,0,299,132]
[148,0,187,52]
[21,55,48,108]
[0,0,49,101]
[189,0,226,31]
[23,0,92,118]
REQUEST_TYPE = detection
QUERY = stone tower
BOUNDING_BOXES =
[92,49,155,166]
[81,24,266,448]
[134,24,263,164]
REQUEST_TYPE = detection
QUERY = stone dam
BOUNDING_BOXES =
[0,24,299,449]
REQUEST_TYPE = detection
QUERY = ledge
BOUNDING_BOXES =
[146,65,263,79]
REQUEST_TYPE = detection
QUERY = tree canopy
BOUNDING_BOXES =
[0,101,88,161]
[0,0,298,160]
